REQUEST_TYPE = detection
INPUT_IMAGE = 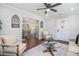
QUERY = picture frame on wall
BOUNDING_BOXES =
[11,15,20,28]
[40,21,43,28]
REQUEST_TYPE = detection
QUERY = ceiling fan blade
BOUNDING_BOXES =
[44,3,48,7]
[51,3,62,7]
[44,3,51,8]
[50,9,57,12]
[44,11,47,14]
[36,8,47,10]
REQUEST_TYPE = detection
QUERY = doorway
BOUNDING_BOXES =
[22,18,40,49]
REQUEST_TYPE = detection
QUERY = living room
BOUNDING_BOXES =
[0,3,79,56]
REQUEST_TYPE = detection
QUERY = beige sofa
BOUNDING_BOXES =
[0,35,26,56]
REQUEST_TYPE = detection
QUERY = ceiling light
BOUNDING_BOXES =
[70,8,75,11]
[47,9,50,11]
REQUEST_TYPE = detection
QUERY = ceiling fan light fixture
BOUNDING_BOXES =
[47,9,50,11]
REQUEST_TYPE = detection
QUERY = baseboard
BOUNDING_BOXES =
[54,39,69,45]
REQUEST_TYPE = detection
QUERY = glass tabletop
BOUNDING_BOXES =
[41,40,57,48]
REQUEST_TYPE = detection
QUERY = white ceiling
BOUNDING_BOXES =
[2,3,79,20]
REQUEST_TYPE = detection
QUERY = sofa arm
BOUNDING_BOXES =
[1,43,19,47]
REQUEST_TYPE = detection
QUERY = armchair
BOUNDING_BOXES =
[0,35,26,56]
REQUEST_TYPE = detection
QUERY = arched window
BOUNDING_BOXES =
[11,15,20,28]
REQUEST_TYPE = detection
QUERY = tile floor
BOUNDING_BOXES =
[22,42,69,56]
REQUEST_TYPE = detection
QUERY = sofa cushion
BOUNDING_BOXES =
[3,46,17,53]
[1,35,17,44]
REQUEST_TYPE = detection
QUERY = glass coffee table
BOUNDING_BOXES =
[41,40,59,56]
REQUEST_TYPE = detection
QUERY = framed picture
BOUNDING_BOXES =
[40,21,43,28]
[11,15,20,28]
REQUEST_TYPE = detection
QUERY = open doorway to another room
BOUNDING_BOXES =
[22,17,40,49]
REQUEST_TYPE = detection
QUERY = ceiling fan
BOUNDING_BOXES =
[36,3,62,14]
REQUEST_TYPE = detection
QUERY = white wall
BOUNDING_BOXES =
[1,4,79,41]
[56,15,79,41]
[0,5,42,40]
[44,14,79,41]
[43,19,57,39]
